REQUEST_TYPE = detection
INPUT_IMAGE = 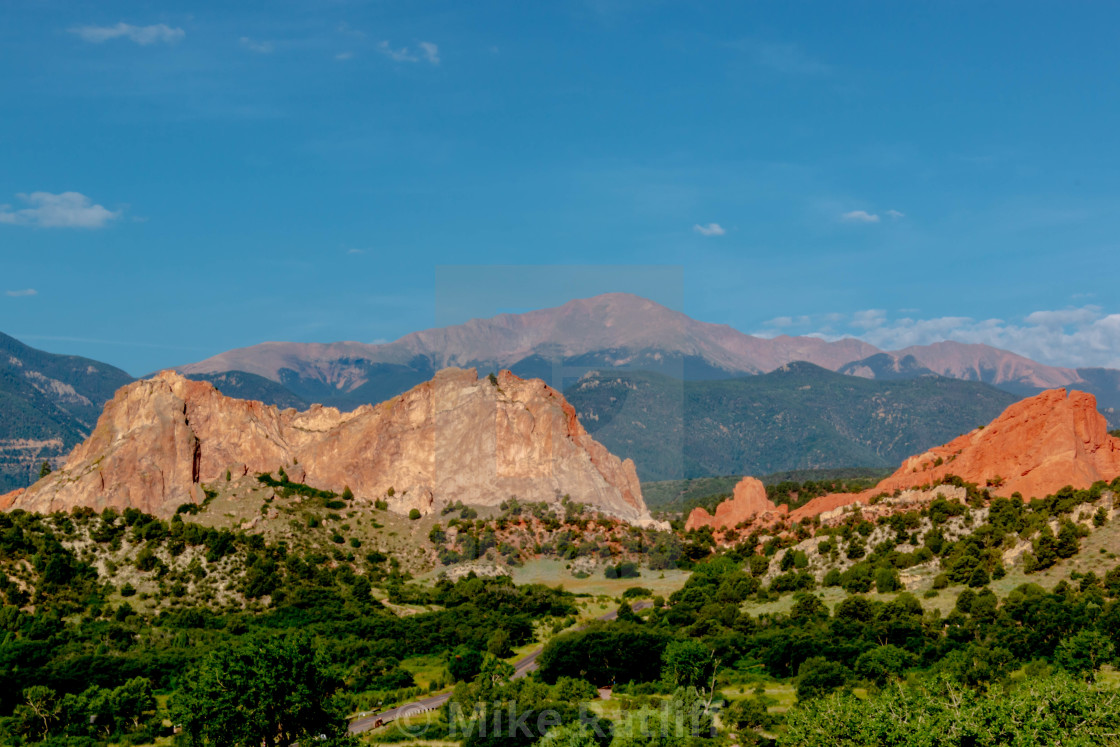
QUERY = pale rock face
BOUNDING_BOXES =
[4,368,660,526]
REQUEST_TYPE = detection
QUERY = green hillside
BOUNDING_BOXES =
[566,362,1019,481]
[0,333,133,491]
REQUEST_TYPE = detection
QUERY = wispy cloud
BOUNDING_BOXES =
[885,209,905,219]
[841,210,880,223]
[738,40,830,76]
[377,40,440,65]
[693,222,726,237]
[70,23,185,46]
[239,37,274,54]
[335,51,354,61]
[0,192,120,229]
[418,42,440,65]
[759,305,1120,369]
[5,289,37,298]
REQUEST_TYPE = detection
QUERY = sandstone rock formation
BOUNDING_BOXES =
[685,388,1120,534]
[1,368,660,526]
[871,388,1120,499]
[684,476,787,531]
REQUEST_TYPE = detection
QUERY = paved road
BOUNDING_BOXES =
[349,600,652,734]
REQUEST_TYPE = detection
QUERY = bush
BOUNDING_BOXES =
[875,567,902,593]
[408,509,421,520]
[622,586,652,599]
[604,561,640,579]
[796,657,851,701]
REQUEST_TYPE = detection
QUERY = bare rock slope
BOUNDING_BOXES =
[1,369,659,526]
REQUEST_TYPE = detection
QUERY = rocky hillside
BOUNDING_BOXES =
[687,387,1120,532]
[1,368,659,526]
[866,387,1120,501]
[0,332,133,492]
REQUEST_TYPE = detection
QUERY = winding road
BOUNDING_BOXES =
[348,600,652,734]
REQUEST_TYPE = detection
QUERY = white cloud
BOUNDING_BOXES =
[70,23,184,45]
[5,289,37,298]
[0,192,120,229]
[335,51,354,61]
[377,40,440,65]
[240,37,274,54]
[337,23,366,39]
[418,42,440,65]
[851,309,887,330]
[1023,308,1101,328]
[693,222,726,237]
[841,210,880,223]
[779,305,1120,369]
[885,209,905,219]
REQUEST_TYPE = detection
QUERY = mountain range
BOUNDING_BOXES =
[0,332,133,491]
[177,293,1120,419]
[564,363,1019,480]
[2,293,1118,490]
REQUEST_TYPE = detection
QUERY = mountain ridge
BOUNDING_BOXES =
[174,293,1118,424]
[0,332,134,491]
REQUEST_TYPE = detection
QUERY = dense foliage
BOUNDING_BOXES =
[565,365,1017,481]
[0,507,577,745]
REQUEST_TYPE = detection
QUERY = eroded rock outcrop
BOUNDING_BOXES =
[687,388,1120,533]
[4,368,659,525]
[869,388,1120,500]
[684,476,787,531]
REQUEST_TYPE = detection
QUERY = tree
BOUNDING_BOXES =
[784,674,1120,747]
[854,645,916,686]
[874,566,902,593]
[170,631,351,747]
[487,629,513,658]
[1055,630,1116,679]
[21,685,59,739]
[38,461,51,479]
[536,721,601,747]
[449,645,485,682]
[662,639,714,689]
[795,657,850,702]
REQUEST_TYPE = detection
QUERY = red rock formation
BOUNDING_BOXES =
[685,476,787,531]
[873,388,1120,499]
[691,388,1120,533]
[4,369,660,525]
[0,488,24,511]
[790,388,1120,522]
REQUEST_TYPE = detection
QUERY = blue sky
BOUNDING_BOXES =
[2,1,1119,375]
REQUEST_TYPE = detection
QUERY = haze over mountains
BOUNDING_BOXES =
[178,293,1120,418]
[2,292,1118,490]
